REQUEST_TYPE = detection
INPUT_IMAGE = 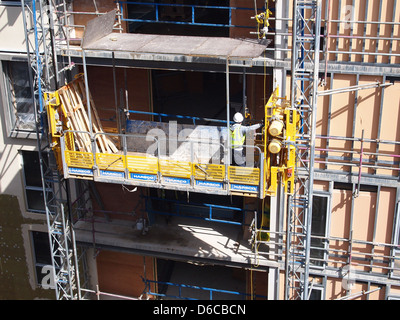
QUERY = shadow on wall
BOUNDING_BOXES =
[0,5,20,32]
[0,97,36,197]
[0,194,53,299]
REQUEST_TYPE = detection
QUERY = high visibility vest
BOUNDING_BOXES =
[231,125,245,149]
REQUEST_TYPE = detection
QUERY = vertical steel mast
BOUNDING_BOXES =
[21,0,81,300]
[285,0,322,300]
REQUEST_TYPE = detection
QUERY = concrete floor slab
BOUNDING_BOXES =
[74,215,276,268]
[84,33,267,59]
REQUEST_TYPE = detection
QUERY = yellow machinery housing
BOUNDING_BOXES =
[44,90,74,172]
[264,87,299,197]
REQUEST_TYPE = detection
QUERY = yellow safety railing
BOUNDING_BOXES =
[228,166,260,186]
[194,164,225,182]
[64,149,261,187]
[62,130,263,196]
[126,155,158,175]
[96,153,125,172]
[65,150,94,169]
[159,159,192,178]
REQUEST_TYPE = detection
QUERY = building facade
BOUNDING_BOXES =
[0,0,399,300]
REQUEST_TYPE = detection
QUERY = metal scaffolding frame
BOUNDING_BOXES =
[253,0,400,300]
[20,0,81,300]
[285,0,322,300]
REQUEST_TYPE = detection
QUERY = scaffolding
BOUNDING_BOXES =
[282,0,322,300]
[20,0,82,300]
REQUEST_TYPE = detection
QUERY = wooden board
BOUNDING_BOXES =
[58,74,118,153]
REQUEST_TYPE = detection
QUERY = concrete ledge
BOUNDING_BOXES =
[74,216,279,269]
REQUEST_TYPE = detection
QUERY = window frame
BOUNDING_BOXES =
[124,1,230,37]
[308,285,325,300]
[20,150,51,214]
[0,58,37,139]
[0,1,22,6]
[309,192,331,270]
[390,197,400,279]
[30,230,52,287]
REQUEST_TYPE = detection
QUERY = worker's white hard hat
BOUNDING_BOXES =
[233,112,244,123]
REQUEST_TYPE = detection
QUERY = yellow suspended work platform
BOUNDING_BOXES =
[44,76,298,199]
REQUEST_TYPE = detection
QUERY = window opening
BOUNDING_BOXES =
[310,195,329,267]
[124,0,230,37]
[21,150,49,213]
[31,231,59,286]
[0,0,21,4]
[333,182,378,193]
[309,286,324,300]
[3,61,35,132]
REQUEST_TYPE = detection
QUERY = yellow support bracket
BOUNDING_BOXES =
[44,90,73,171]
[45,91,62,138]
[267,165,295,197]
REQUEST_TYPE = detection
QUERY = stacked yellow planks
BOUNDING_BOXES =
[57,74,118,154]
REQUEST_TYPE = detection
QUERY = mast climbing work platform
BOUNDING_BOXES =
[44,8,272,200]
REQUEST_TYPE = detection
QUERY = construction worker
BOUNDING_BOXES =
[230,112,263,166]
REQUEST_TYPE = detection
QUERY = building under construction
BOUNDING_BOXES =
[0,0,400,300]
